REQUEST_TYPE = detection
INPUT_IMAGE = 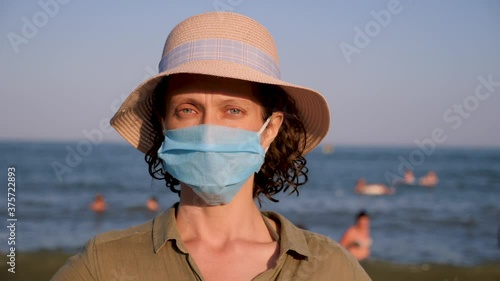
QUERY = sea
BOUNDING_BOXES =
[0,141,499,266]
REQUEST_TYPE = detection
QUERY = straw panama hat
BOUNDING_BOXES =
[111,11,330,154]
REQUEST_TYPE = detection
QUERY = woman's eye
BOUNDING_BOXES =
[179,108,194,114]
[228,108,241,114]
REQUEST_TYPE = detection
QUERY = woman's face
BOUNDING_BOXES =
[164,75,266,132]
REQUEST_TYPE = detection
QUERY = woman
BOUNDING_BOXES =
[340,211,372,261]
[52,12,371,280]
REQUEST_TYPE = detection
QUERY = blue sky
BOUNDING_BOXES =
[1,0,499,147]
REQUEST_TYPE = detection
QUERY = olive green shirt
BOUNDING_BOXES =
[52,205,371,280]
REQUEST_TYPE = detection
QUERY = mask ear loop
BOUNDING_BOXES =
[258,117,272,136]
[258,117,272,152]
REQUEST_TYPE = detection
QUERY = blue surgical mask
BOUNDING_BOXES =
[158,118,271,205]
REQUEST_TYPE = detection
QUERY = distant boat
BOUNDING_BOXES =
[322,143,334,154]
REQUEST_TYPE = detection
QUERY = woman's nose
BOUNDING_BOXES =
[199,109,219,126]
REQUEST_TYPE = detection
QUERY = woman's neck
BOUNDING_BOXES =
[175,179,274,244]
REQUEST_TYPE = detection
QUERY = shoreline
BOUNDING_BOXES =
[361,259,500,281]
[0,251,499,281]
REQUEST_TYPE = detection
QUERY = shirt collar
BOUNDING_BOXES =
[262,211,311,259]
[152,203,311,258]
[152,203,189,254]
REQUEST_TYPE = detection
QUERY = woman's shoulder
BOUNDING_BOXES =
[52,213,168,279]
[92,207,174,248]
[91,219,154,247]
[299,226,356,259]
[263,211,372,280]
[262,210,353,257]
[51,210,176,280]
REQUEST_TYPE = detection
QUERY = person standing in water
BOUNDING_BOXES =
[340,211,372,261]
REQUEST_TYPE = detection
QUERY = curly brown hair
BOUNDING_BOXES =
[144,75,309,203]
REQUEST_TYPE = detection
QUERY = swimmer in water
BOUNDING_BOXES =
[419,170,439,187]
[146,196,159,212]
[340,210,372,261]
[403,169,415,185]
[89,193,106,213]
[355,178,394,195]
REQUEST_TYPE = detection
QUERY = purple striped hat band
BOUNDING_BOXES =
[158,38,281,79]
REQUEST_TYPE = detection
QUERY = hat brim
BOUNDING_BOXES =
[110,60,330,155]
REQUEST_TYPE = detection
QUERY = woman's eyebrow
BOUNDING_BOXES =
[169,97,202,106]
[173,97,196,103]
[170,95,254,106]
[214,95,257,105]
[217,98,252,105]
